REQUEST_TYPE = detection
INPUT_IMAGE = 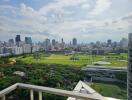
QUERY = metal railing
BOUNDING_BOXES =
[0,83,104,100]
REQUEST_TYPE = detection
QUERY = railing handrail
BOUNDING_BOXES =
[0,83,104,100]
[0,83,18,97]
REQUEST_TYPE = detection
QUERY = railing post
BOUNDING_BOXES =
[2,95,5,100]
[30,90,34,100]
[38,91,42,100]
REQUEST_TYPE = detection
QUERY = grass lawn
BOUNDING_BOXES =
[91,82,127,99]
[12,53,127,67]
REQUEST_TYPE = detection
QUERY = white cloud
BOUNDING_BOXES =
[81,4,90,9]
[38,0,87,15]
[90,0,112,15]
[0,0,130,42]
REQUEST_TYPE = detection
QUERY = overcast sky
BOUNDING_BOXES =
[0,0,132,43]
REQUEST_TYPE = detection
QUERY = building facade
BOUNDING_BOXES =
[9,39,14,47]
[15,35,21,43]
[44,39,51,51]
[22,44,32,54]
[128,33,132,100]
[72,38,77,46]
[25,37,32,45]
[15,35,21,46]
[12,46,23,55]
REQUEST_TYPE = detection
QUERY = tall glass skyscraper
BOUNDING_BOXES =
[15,35,21,43]
[25,37,32,45]
[72,38,77,46]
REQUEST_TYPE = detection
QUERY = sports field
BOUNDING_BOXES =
[14,53,127,67]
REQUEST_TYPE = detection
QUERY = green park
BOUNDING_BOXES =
[0,53,128,99]
[10,53,127,67]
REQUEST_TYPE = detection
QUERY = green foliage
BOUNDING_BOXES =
[0,63,84,100]
[0,53,128,99]
[0,76,22,90]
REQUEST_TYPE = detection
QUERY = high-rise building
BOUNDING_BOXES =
[45,39,51,51]
[0,41,3,47]
[120,38,128,48]
[9,39,14,46]
[22,44,32,54]
[61,38,65,49]
[61,38,64,44]
[112,41,118,48]
[25,37,32,45]
[0,47,3,54]
[15,35,21,46]
[52,39,56,46]
[12,46,23,55]
[15,35,21,43]
[107,39,112,47]
[72,38,77,46]
[128,33,132,100]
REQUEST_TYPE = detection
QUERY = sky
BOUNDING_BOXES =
[0,0,132,43]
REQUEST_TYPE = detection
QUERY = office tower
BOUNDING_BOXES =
[25,37,32,45]
[120,38,128,48]
[70,41,72,45]
[15,35,21,46]
[72,38,77,46]
[0,41,3,47]
[45,39,51,51]
[96,41,101,48]
[61,38,65,49]
[113,41,118,48]
[107,39,112,47]
[9,39,14,46]
[15,35,21,43]
[128,33,132,100]
[52,39,56,46]
[61,38,64,44]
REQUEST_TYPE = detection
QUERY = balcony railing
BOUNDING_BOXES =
[0,83,104,100]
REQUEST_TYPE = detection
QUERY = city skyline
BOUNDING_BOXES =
[0,34,128,44]
[0,0,132,43]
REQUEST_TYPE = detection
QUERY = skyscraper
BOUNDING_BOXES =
[9,39,14,46]
[25,37,32,45]
[61,38,64,44]
[120,38,128,48]
[15,35,21,43]
[72,38,77,46]
[128,33,132,100]
[107,39,112,47]
[52,39,56,46]
[45,39,51,51]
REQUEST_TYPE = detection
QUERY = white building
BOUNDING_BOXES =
[22,44,32,54]
[19,41,25,47]
[12,46,23,55]
[0,47,3,54]
[32,45,40,53]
